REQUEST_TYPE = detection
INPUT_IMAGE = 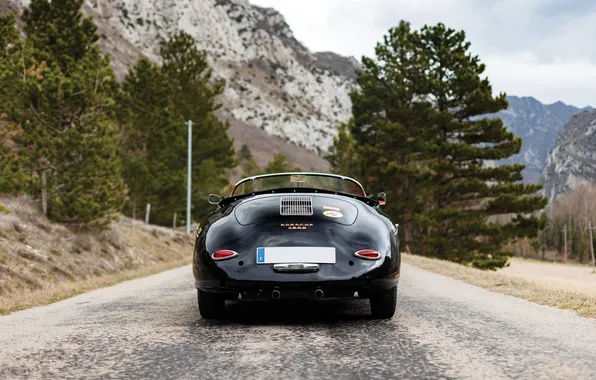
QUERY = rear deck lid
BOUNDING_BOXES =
[234,194,358,226]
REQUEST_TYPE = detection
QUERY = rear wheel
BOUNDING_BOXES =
[198,290,225,319]
[369,286,397,319]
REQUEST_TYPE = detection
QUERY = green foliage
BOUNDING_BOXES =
[22,0,98,72]
[326,118,363,180]
[334,21,548,269]
[119,32,236,225]
[264,153,299,174]
[0,11,18,53]
[1,0,125,227]
[0,203,9,215]
[349,21,436,252]
[414,23,547,269]
[237,144,261,177]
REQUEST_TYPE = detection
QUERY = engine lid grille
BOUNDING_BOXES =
[280,196,313,216]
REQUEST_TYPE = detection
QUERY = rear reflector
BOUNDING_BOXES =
[212,250,238,261]
[354,249,381,260]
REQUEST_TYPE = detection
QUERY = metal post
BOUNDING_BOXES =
[589,221,595,274]
[186,120,193,236]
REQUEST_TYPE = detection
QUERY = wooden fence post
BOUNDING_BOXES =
[589,221,595,274]
[563,223,568,263]
[541,229,546,261]
[145,203,151,224]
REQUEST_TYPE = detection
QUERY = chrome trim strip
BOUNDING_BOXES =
[231,172,365,196]
[272,263,320,273]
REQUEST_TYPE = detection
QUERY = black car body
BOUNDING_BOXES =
[193,173,400,319]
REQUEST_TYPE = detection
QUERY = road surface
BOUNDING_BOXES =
[1,264,596,379]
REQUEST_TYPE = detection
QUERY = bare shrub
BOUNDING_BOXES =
[545,184,596,263]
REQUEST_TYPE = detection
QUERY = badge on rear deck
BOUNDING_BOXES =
[323,210,343,218]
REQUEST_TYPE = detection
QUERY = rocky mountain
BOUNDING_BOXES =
[489,96,593,183]
[3,0,359,171]
[540,110,596,200]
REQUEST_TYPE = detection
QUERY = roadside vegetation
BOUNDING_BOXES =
[403,254,596,318]
[0,197,193,315]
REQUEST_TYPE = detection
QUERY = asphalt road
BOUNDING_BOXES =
[1,264,596,380]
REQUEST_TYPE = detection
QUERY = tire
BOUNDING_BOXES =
[198,290,225,319]
[369,286,397,319]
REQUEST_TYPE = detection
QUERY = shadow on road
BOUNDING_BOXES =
[197,298,381,326]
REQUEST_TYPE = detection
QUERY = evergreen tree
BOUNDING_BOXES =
[161,32,235,221]
[119,32,235,224]
[4,0,125,226]
[118,58,184,224]
[349,21,434,252]
[0,11,27,194]
[327,118,363,181]
[238,144,261,177]
[264,153,299,174]
[414,24,547,268]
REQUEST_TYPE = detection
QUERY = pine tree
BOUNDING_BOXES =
[118,58,185,224]
[264,153,299,174]
[238,144,261,177]
[6,0,125,226]
[326,118,363,180]
[414,24,547,269]
[348,21,435,252]
[0,11,27,194]
[119,32,236,224]
[161,32,235,221]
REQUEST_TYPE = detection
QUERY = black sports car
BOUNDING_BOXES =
[193,172,400,319]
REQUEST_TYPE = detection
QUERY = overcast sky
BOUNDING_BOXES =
[250,0,596,108]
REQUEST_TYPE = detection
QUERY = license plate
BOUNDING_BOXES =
[256,247,336,264]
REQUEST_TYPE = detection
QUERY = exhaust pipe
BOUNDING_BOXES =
[314,289,324,299]
[271,290,281,299]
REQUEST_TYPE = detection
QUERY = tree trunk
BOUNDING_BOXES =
[41,170,48,216]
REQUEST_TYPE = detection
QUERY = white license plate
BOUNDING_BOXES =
[256,247,336,264]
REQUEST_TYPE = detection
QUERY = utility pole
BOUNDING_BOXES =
[186,120,193,236]
[589,221,595,274]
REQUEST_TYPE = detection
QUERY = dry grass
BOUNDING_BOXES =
[0,258,191,315]
[0,196,194,315]
[403,253,596,318]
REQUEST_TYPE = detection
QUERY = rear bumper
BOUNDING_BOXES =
[195,276,399,299]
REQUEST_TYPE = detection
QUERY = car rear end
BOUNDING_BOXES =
[193,193,400,318]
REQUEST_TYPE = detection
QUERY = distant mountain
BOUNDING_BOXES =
[489,96,593,183]
[541,110,596,200]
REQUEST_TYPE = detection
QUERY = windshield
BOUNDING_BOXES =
[232,173,365,197]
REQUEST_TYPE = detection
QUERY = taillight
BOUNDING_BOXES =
[354,249,381,260]
[212,250,238,261]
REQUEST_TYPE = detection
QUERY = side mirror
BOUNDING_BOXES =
[377,192,387,207]
[208,194,222,205]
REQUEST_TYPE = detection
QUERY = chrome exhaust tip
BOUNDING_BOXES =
[271,290,281,299]
[314,289,324,299]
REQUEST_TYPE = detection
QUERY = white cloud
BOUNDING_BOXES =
[250,0,596,108]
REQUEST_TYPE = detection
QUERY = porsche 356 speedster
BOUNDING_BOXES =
[192,172,400,319]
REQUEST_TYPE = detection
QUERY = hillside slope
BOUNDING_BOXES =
[0,197,193,312]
